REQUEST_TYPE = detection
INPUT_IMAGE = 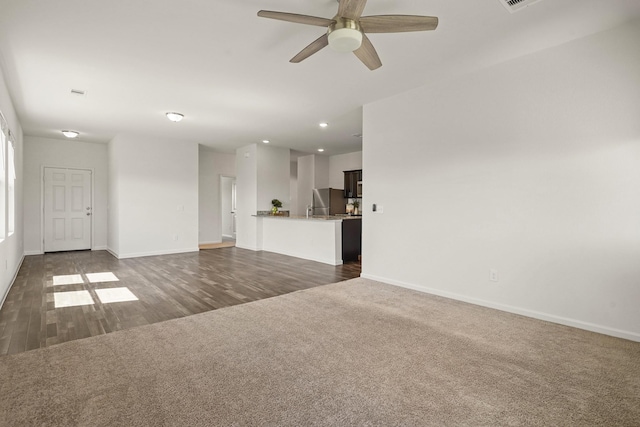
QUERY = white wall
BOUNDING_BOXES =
[107,134,199,258]
[198,147,235,244]
[23,137,108,254]
[235,143,290,251]
[362,20,640,341]
[235,144,258,250]
[329,151,362,189]
[289,161,298,216]
[107,139,120,255]
[314,155,329,189]
[297,154,331,213]
[297,155,314,215]
[0,66,24,307]
[257,144,290,212]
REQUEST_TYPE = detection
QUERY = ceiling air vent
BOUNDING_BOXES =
[499,0,543,13]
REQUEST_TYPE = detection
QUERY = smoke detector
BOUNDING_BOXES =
[499,0,544,13]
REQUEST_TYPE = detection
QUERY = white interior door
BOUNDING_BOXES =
[44,167,92,252]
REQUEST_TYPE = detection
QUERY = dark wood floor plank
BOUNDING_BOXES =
[0,248,360,356]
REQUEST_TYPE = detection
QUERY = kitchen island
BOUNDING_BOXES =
[254,214,361,266]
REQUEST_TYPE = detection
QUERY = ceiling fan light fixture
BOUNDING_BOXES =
[328,18,363,52]
[166,112,184,122]
[328,27,363,52]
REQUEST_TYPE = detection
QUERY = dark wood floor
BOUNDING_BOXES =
[0,248,361,356]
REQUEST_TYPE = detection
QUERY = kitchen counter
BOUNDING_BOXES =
[254,215,362,265]
[253,214,362,221]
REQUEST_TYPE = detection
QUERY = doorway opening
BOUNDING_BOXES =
[220,175,236,244]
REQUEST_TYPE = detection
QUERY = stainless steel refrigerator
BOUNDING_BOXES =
[312,188,346,216]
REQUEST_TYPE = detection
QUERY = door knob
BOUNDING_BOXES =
[86,213,91,216]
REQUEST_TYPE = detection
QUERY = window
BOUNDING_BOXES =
[8,133,15,235]
[0,112,6,241]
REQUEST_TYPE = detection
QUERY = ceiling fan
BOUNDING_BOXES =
[257,0,438,71]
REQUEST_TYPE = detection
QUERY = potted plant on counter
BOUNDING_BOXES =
[271,199,283,215]
[352,199,360,215]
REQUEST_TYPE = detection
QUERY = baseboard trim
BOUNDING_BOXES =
[92,246,108,251]
[234,244,341,265]
[0,254,25,312]
[360,273,640,343]
[235,244,260,251]
[113,247,200,260]
[106,247,119,259]
[24,250,43,256]
[262,248,342,266]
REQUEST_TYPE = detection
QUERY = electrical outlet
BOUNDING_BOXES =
[490,269,499,282]
[173,234,179,241]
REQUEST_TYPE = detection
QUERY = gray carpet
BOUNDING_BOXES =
[1,278,639,426]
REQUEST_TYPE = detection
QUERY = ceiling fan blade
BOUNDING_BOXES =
[353,34,381,70]
[359,15,439,33]
[290,34,329,63]
[258,10,334,27]
[337,0,368,20]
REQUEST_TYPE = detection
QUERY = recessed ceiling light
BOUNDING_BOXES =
[62,130,79,138]
[319,122,328,128]
[318,148,325,152]
[166,112,184,122]
[262,140,270,144]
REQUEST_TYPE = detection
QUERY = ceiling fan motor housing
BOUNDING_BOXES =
[328,17,363,52]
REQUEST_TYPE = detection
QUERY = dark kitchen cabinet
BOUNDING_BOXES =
[342,218,362,262]
[343,169,362,198]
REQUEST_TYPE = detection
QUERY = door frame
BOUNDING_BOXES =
[219,174,236,240]
[40,165,95,254]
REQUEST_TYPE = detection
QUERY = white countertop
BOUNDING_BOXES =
[254,214,362,221]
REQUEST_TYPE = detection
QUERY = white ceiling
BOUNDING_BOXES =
[1,0,639,156]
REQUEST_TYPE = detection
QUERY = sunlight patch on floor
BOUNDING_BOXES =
[52,274,84,286]
[54,291,94,308]
[86,272,119,283]
[95,287,138,304]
